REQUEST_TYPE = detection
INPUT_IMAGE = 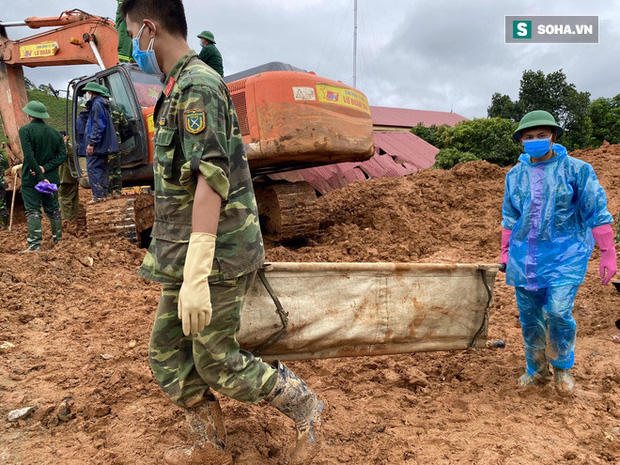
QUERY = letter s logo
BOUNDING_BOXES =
[517,22,528,36]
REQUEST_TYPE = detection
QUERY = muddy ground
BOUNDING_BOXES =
[1,143,619,464]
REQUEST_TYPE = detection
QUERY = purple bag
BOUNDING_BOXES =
[34,181,58,195]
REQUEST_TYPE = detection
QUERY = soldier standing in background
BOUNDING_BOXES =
[16,101,66,251]
[197,30,224,77]
[116,0,133,62]
[0,146,9,229]
[122,0,324,463]
[57,131,80,220]
[100,86,128,198]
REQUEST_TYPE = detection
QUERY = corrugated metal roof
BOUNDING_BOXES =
[268,131,439,194]
[370,105,467,128]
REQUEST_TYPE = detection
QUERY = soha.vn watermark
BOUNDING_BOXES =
[505,16,598,43]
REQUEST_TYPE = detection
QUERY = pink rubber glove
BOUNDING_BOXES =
[499,228,511,272]
[592,224,617,285]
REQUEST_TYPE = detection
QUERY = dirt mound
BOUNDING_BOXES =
[1,144,619,464]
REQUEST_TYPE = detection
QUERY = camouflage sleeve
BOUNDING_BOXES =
[177,83,231,200]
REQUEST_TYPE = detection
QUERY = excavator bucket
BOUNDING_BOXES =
[238,262,498,361]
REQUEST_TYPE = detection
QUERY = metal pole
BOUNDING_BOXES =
[0,21,28,27]
[87,40,106,69]
[353,0,357,88]
[8,172,18,232]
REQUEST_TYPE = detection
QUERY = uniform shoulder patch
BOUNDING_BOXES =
[184,109,206,134]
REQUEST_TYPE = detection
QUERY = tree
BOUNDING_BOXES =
[410,123,450,148]
[430,118,521,169]
[487,93,523,122]
[487,69,592,150]
[588,95,620,146]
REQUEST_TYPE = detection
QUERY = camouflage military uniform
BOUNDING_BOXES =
[0,148,8,228]
[108,101,128,196]
[138,50,274,408]
[58,141,79,220]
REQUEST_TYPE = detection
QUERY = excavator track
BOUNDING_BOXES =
[85,193,154,246]
[254,181,320,241]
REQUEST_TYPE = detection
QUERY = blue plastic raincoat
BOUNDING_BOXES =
[502,143,613,290]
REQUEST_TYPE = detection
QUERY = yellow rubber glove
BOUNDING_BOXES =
[178,232,216,336]
[11,164,22,174]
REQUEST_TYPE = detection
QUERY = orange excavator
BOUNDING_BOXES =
[0,10,375,242]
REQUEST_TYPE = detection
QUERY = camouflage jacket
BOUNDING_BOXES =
[109,101,128,142]
[138,50,264,284]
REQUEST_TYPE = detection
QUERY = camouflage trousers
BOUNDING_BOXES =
[108,152,122,196]
[150,271,277,408]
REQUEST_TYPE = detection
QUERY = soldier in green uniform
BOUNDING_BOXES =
[197,30,224,77]
[0,146,9,229]
[122,1,323,464]
[116,0,133,62]
[100,85,128,198]
[17,101,66,251]
[58,131,80,220]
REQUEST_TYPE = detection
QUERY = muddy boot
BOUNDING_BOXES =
[22,217,42,252]
[554,368,574,397]
[265,361,325,464]
[518,365,551,387]
[163,394,232,465]
[50,217,62,244]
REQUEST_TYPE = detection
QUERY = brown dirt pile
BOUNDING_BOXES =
[1,144,619,464]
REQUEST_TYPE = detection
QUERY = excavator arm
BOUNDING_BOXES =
[0,10,118,167]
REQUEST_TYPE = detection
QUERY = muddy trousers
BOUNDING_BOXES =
[86,154,109,200]
[149,271,277,409]
[515,285,579,376]
[108,152,122,196]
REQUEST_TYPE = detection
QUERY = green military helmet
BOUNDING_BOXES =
[513,110,563,141]
[98,84,112,99]
[198,30,216,44]
[22,100,50,119]
[83,81,104,94]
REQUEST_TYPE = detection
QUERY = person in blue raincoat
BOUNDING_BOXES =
[499,110,617,397]
[83,82,119,202]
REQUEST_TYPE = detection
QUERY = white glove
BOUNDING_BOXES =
[11,164,22,174]
[178,232,216,336]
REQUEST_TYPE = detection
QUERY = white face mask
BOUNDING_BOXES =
[86,92,93,100]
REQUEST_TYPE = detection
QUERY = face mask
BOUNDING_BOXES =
[523,138,552,159]
[86,92,93,100]
[132,24,162,75]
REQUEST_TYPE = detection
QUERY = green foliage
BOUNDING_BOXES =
[588,96,620,146]
[433,148,479,169]
[429,117,521,169]
[410,123,450,148]
[488,69,592,150]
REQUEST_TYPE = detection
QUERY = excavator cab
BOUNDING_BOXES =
[68,63,163,187]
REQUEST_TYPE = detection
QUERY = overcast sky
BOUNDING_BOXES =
[4,0,619,119]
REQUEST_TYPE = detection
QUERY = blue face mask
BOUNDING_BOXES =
[523,138,552,159]
[132,24,162,75]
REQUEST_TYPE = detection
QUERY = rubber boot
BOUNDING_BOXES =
[0,215,8,230]
[22,217,42,252]
[554,368,574,397]
[264,361,325,465]
[50,217,62,244]
[518,365,551,387]
[163,394,233,465]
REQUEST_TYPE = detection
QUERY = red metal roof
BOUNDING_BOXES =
[268,131,439,194]
[370,105,467,128]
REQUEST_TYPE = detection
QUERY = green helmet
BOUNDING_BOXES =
[513,110,563,141]
[83,81,104,94]
[98,85,112,99]
[22,100,50,119]
[198,30,216,44]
